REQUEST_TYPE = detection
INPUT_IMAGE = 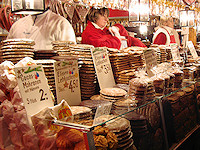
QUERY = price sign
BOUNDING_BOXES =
[170,44,181,61]
[93,102,112,125]
[187,41,198,59]
[143,48,157,77]
[14,65,54,123]
[54,59,81,105]
[91,47,115,89]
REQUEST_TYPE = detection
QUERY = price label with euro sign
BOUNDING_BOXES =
[91,47,115,89]
[54,59,81,105]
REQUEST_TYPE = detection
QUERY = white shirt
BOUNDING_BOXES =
[7,10,76,50]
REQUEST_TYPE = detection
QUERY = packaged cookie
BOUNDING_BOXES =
[128,78,148,105]
[142,77,156,101]
[166,71,175,89]
[194,63,200,79]
[100,87,127,101]
[159,73,170,94]
[172,68,184,89]
[151,74,165,96]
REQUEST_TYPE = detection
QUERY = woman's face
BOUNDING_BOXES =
[95,14,109,28]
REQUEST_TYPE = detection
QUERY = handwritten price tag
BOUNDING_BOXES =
[187,41,198,59]
[14,65,54,124]
[96,64,112,74]
[170,44,181,61]
[143,48,157,77]
[91,47,115,89]
[63,79,79,93]
[54,59,81,105]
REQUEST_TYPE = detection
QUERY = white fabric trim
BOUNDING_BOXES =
[153,27,171,45]
[91,22,105,30]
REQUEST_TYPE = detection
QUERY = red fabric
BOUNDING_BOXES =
[113,24,129,37]
[170,35,176,43]
[114,24,146,47]
[81,21,121,49]
[108,9,129,18]
[153,28,177,45]
[81,21,147,49]
[153,32,167,45]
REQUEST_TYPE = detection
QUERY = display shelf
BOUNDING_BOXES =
[1,53,200,150]
[169,125,200,150]
[0,34,8,36]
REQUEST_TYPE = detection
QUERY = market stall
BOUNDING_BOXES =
[1,0,200,149]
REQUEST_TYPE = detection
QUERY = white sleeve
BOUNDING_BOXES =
[56,18,77,44]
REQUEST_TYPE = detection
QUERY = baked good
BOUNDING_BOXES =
[56,128,84,149]
[70,106,93,121]
[99,88,127,101]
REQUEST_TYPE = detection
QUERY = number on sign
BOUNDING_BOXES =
[68,79,78,92]
[39,89,46,101]
[103,64,111,74]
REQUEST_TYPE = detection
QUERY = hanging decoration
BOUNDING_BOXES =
[129,0,150,22]
[11,0,45,14]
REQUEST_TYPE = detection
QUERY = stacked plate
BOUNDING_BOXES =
[134,102,160,131]
[52,41,75,50]
[151,47,161,64]
[111,98,138,119]
[79,99,112,117]
[69,44,97,100]
[128,78,148,105]
[1,39,35,64]
[95,115,135,150]
[166,46,172,61]
[70,106,93,121]
[100,87,127,102]
[145,78,156,101]
[128,112,149,138]
[115,69,135,84]
[107,48,120,54]
[34,50,57,60]
[128,51,145,70]
[109,53,131,82]
[159,46,167,63]
[52,41,75,56]
[33,59,57,104]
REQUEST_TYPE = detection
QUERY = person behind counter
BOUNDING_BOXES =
[81,7,146,50]
[152,16,180,46]
[7,0,76,50]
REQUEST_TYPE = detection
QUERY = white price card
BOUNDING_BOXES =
[170,44,181,61]
[14,65,54,123]
[187,41,198,59]
[91,47,115,89]
[143,48,157,77]
[54,60,81,105]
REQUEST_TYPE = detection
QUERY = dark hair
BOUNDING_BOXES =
[86,7,109,23]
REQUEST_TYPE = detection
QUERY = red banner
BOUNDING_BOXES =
[108,8,129,18]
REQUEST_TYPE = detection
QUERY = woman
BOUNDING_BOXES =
[81,7,146,50]
[152,16,180,46]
